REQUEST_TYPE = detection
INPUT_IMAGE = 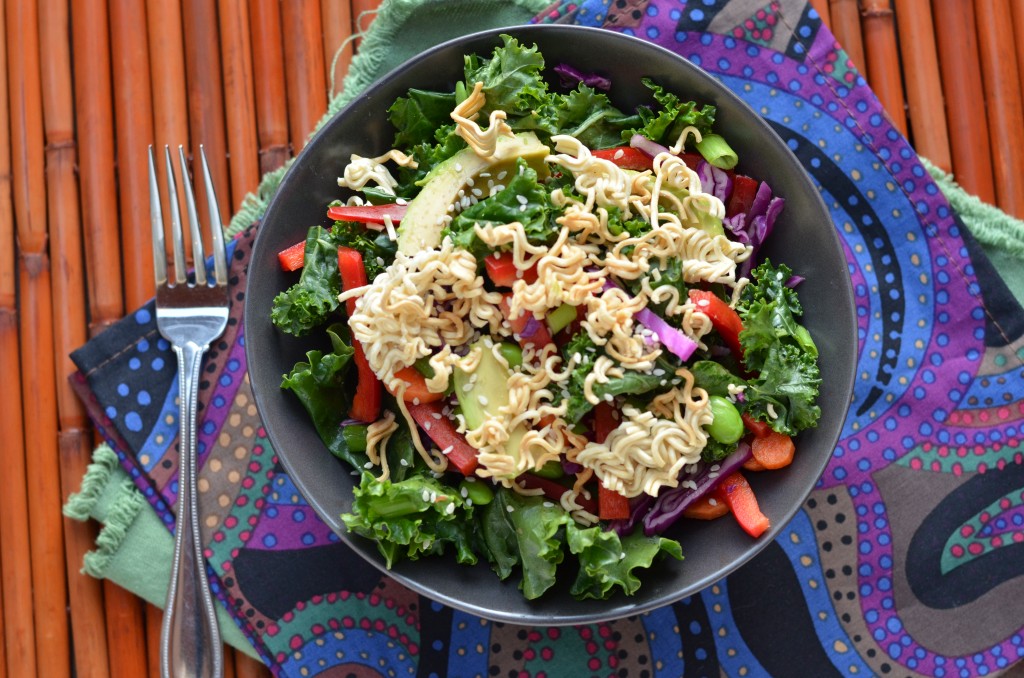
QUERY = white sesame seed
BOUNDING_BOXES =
[422,489,431,502]
[455,163,463,172]
[441,445,454,456]
[516,195,528,205]
[478,395,489,406]
[364,462,374,469]
[506,505,515,513]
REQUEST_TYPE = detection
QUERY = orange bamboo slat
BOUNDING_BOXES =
[182,0,233,228]
[250,0,292,173]
[829,0,866,74]
[109,0,157,310]
[70,0,124,335]
[281,0,329,152]
[146,0,192,267]
[1013,1,1024,102]
[38,0,112,676]
[146,603,163,678]
[974,0,1024,219]
[218,0,261,213]
[102,583,150,678]
[931,0,996,203]
[892,0,951,172]
[0,5,37,675]
[320,0,355,97]
[351,0,383,47]
[0,557,5,678]
[809,0,831,28]
[6,1,71,674]
[860,0,907,135]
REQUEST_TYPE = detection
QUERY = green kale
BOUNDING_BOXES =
[341,472,479,568]
[443,160,558,260]
[567,522,682,600]
[516,85,635,149]
[388,88,458,148]
[624,77,716,146]
[690,360,747,398]
[561,331,678,423]
[271,226,341,336]
[328,218,397,281]
[737,260,821,436]
[280,324,363,468]
[480,488,569,600]
[462,34,550,119]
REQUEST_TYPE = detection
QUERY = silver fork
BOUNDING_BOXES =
[149,144,228,678]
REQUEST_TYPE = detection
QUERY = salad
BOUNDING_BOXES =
[271,36,821,601]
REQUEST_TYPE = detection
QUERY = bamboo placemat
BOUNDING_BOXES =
[2,0,1023,676]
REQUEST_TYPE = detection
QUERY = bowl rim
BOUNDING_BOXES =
[245,23,857,624]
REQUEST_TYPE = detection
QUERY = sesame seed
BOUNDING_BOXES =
[478,395,489,406]
[445,502,456,515]
[455,163,463,172]
[441,445,454,456]
[516,195,528,205]
[400,458,409,466]
[364,462,374,469]
[506,505,515,513]
[422,489,431,502]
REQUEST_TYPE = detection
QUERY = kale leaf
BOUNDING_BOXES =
[271,225,342,336]
[624,77,716,146]
[567,522,682,599]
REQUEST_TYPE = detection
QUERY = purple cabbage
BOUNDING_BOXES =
[697,159,733,204]
[610,494,655,536]
[641,442,752,536]
[724,180,786,278]
[553,63,611,91]
[629,133,669,159]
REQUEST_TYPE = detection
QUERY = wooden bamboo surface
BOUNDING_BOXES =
[2,0,1022,675]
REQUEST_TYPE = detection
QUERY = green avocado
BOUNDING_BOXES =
[396,132,550,255]
[453,339,526,478]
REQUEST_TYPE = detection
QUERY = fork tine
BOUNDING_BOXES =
[199,145,228,286]
[163,146,188,285]
[177,145,207,286]
[148,146,168,286]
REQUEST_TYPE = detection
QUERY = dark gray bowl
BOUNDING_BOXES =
[245,25,856,625]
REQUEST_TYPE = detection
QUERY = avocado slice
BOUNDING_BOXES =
[396,132,550,255]
[453,339,526,478]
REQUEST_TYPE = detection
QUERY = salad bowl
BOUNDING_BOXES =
[245,24,857,624]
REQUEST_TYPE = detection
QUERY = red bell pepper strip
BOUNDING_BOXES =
[406,401,479,475]
[726,175,758,218]
[278,240,307,272]
[592,146,654,171]
[688,289,745,361]
[484,253,538,287]
[499,293,553,351]
[713,471,770,538]
[594,403,630,520]
[327,203,405,226]
[741,412,772,438]
[337,247,381,423]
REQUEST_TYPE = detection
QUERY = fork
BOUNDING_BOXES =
[148,144,228,678]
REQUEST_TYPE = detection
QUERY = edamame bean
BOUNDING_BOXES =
[706,395,744,444]
[460,478,494,505]
[498,342,523,368]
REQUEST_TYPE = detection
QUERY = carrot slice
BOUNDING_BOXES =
[750,430,795,470]
[742,456,767,472]
[681,494,730,520]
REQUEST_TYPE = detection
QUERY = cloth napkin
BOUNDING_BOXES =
[66,0,1024,675]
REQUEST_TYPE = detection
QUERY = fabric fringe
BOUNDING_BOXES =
[63,443,123,521]
[80,478,147,579]
[922,157,1024,259]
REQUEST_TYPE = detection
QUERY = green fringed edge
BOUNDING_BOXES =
[922,157,1024,259]
[80,479,146,579]
[63,444,122,521]
[64,444,147,578]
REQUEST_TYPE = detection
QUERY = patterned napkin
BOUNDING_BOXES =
[69,0,1024,675]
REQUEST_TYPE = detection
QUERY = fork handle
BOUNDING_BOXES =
[161,341,224,678]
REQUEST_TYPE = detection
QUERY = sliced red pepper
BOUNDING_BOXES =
[592,146,654,171]
[406,401,479,475]
[278,240,307,272]
[386,366,445,404]
[688,289,744,361]
[518,473,598,514]
[327,203,405,226]
[741,412,772,438]
[499,293,553,351]
[484,253,538,287]
[592,403,629,520]
[713,471,770,538]
[726,175,758,218]
[338,247,381,423]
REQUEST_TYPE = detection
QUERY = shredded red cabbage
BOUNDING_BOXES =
[552,63,611,91]
[697,159,733,203]
[724,180,785,277]
[641,442,752,535]
[629,133,669,158]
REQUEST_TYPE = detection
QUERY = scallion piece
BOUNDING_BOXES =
[696,133,738,170]
[546,303,577,334]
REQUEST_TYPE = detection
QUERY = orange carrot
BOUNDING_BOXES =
[750,430,796,470]
[681,495,730,521]
[742,456,767,472]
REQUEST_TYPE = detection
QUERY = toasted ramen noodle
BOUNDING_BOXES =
[451,81,513,158]
[337,149,417,195]
[364,411,399,481]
